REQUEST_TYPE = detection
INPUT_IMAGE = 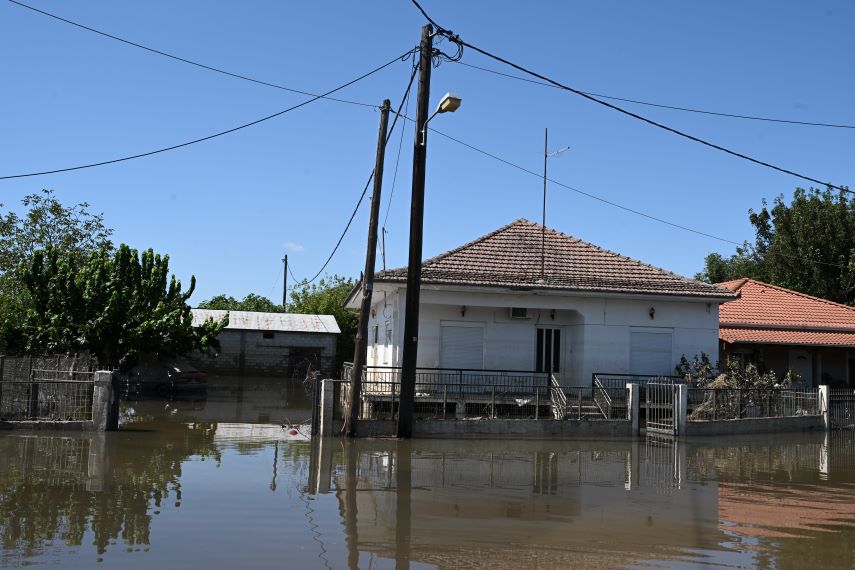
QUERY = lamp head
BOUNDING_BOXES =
[436,92,462,114]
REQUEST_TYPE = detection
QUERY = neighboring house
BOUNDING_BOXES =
[717,278,855,387]
[344,219,734,386]
[189,309,340,377]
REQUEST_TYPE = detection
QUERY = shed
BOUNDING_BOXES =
[189,309,340,377]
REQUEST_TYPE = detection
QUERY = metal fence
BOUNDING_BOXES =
[647,382,677,435]
[687,388,818,421]
[343,378,628,422]
[0,355,98,422]
[344,363,555,395]
[829,388,855,430]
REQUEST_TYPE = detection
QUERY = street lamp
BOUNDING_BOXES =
[420,92,462,145]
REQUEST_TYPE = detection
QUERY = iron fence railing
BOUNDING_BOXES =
[344,363,556,395]
[687,388,818,421]
[593,373,697,390]
[343,378,628,422]
[0,357,97,422]
[829,388,855,430]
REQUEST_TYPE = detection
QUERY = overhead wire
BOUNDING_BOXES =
[0,50,414,180]
[455,61,855,130]
[293,60,420,286]
[409,0,851,195]
[387,109,848,271]
[6,0,374,108]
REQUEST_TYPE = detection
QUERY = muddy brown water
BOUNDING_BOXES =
[1,377,854,569]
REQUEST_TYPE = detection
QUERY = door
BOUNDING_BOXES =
[788,349,813,385]
[630,331,673,376]
[536,328,561,374]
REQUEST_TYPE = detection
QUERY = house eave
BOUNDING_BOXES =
[372,278,733,304]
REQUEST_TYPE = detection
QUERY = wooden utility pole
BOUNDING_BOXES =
[282,254,288,308]
[347,99,391,437]
[398,24,433,438]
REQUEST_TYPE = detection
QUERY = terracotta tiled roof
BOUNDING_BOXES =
[717,278,855,347]
[376,219,733,299]
[720,327,855,347]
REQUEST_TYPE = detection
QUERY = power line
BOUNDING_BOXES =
[387,110,849,271]
[382,64,415,229]
[409,0,851,195]
[0,50,413,180]
[455,61,855,130]
[6,0,375,108]
[295,63,420,286]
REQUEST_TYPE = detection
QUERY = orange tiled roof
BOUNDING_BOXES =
[717,278,855,347]
[376,219,734,298]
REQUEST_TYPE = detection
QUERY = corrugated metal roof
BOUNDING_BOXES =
[191,309,341,334]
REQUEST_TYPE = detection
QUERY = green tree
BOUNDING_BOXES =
[0,190,114,346]
[697,187,855,304]
[0,189,113,273]
[197,293,284,313]
[9,245,225,368]
[289,274,357,365]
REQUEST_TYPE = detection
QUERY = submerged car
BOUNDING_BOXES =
[127,360,208,396]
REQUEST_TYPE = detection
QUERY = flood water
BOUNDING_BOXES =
[2,377,855,569]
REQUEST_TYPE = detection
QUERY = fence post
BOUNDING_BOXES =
[535,387,540,420]
[92,371,120,431]
[319,379,336,436]
[675,384,688,435]
[490,386,496,419]
[442,384,447,420]
[626,383,639,436]
[819,385,830,431]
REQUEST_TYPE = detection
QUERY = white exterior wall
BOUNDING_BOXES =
[363,285,721,386]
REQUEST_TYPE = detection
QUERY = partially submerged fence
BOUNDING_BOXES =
[687,388,819,421]
[343,379,628,422]
[338,364,629,423]
[829,388,855,430]
[0,355,117,430]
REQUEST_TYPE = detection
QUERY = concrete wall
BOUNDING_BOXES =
[190,329,337,377]
[336,419,633,439]
[685,415,823,436]
[365,285,721,386]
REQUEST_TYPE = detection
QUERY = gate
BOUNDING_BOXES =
[829,389,855,430]
[646,381,677,435]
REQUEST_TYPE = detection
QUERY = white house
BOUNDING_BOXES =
[345,219,734,387]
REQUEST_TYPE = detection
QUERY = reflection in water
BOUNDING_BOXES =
[0,378,854,569]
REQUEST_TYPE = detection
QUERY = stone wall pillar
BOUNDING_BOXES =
[92,371,120,431]
[319,378,336,437]
[626,383,639,436]
[819,385,830,431]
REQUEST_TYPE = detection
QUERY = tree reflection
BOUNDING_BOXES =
[0,419,219,564]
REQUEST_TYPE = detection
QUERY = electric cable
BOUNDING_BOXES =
[0,50,414,180]
[294,62,420,286]
[389,109,849,271]
[409,0,851,194]
[455,61,855,130]
[6,0,374,108]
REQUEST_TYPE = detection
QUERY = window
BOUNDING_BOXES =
[439,323,485,369]
[535,328,561,373]
[630,331,673,376]
[262,332,275,340]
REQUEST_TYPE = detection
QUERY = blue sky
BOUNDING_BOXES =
[1,1,852,304]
